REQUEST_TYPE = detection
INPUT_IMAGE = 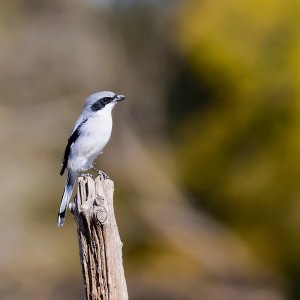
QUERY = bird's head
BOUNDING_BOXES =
[85,91,125,113]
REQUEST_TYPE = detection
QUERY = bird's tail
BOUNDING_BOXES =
[57,171,77,227]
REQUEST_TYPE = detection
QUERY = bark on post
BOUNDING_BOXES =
[71,174,128,300]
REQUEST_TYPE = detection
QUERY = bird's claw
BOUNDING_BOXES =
[91,164,110,180]
[80,172,93,178]
[91,164,100,173]
[99,171,110,180]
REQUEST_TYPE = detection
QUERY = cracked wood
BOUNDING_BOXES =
[72,175,128,300]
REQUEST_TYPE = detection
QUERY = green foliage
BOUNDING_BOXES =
[176,0,300,281]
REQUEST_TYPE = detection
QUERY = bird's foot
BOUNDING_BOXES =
[91,164,100,173]
[91,164,110,180]
[80,171,93,178]
[99,170,110,180]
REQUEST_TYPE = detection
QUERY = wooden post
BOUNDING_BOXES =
[71,175,128,300]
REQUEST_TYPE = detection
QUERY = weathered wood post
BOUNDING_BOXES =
[71,174,128,300]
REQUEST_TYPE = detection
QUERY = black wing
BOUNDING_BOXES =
[60,119,87,175]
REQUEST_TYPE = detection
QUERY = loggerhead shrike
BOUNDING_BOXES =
[57,91,125,226]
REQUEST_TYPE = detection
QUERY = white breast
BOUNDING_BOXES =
[68,107,113,172]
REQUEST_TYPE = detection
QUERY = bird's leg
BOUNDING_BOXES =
[91,164,110,180]
[80,171,93,178]
[91,164,100,173]
[99,170,110,180]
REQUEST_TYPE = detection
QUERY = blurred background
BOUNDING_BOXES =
[0,0,299,299]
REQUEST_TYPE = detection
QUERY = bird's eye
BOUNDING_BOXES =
[102,97,110,104]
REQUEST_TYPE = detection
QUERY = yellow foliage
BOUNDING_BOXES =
[176,0,300,272]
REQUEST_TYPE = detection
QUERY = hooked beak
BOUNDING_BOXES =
[116,94,125,102]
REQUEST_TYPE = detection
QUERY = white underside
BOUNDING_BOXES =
[67,104,113,172]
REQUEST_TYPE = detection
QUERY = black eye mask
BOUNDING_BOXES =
[91,97,113,111]
[91,100,104,111]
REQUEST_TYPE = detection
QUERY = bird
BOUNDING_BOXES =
[57,91,125,226]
